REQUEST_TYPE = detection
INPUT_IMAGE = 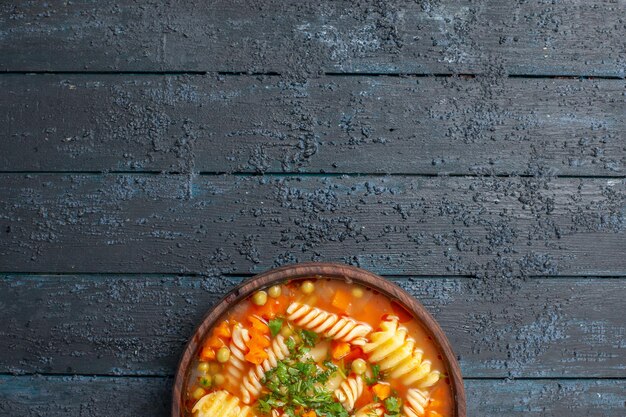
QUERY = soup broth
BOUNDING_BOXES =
[185,278,454,417]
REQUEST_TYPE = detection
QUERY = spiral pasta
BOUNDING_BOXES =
[192,390,257,417]
[334,375,363,411]
[353,403,383,417]
[241,334,291,404]
[363,316,441,388]
[403,388,429,417]
[225,323,251,383]
[286,302,372,345]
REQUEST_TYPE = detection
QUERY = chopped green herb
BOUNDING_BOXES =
[268,318,283,337]
[257,336,347,417]
[372,364,380,379]
[298,329,319,347]
[384,396,402,415]
[365,363,381,385]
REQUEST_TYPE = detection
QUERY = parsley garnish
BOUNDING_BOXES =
[364,363,381,385]
[298,329,319,347]
[286,336,296,351]
[257,337,348,417]
[384,396,402,416]
[268,318,283,337]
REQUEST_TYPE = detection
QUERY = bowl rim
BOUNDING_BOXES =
[171,262,466,417]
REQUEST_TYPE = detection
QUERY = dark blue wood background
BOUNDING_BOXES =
[0,1,625,415]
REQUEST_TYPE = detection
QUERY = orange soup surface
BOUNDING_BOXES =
[185,278,454,417]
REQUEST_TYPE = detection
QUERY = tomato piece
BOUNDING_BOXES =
[344,346,367,362]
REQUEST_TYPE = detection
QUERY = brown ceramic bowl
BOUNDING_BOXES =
[172,262,466,417]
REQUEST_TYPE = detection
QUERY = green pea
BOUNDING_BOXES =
[213,373,225,386]
[192,387,206,400]
[268,285,282,298]
[301,280,315,294]
[352,358,367,375]
[252,290,268,306]
[197,362,210,373]
[216,346,231,363]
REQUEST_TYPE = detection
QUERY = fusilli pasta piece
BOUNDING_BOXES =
[363,316,440,388]
[353,403,383,417]
[403,388,429,417]
[225,323,251,383]
[241,334,290,404]
[334,375,364,411]
[286,302,372,345]
[192,390,257,417]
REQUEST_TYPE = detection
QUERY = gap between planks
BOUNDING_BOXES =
[0,70,624,80]
[0,172,624,179]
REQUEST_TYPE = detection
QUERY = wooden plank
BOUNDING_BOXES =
[1,1,625,76]
[0,174,623,276]
[465,379,626,416]
[0,376,172,416]
[0,375,624,416]
[1,75,625,175]
[1,275,625,378]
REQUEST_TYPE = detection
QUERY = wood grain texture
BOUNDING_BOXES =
[2,0,624,412]
[0,174,623,276]
[1,0,625,76]
[1,375,624,417]
[2,75,625,175]
[1,274,624,378]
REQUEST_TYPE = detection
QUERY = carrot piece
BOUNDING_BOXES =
[213,321,231,339]
[331,341,351,360]
[302,411,317,417]
[199,345,215,361]
[248,329,271,348]
[244,347,268,365]
[372,383,391,401]
[206,334,226,349]
[331,289,352,311]
[248,315,270,334]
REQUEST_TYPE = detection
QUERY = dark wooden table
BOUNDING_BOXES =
[1,1,625,416]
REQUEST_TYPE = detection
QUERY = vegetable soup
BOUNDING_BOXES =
[185,278,453,417]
